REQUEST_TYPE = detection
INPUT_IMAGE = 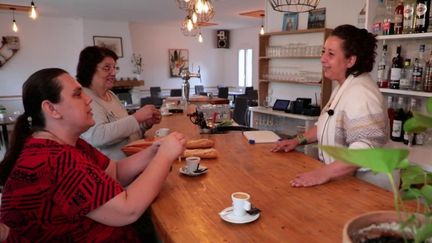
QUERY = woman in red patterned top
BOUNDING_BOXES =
[0,68,186,242]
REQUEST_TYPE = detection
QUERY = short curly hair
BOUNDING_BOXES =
[76,46,118,87]
[330,25,377,77]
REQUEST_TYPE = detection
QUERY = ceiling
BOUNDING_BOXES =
[1,0,265,29]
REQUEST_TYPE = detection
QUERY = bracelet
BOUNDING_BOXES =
[296,134,307,145]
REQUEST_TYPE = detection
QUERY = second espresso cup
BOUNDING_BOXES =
[155,128,170,137]
[185,156,200,174]
[231,192,251,217]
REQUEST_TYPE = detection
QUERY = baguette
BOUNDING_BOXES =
[121,138,158,156]
[182,148,218,159]
[185,138,215,149]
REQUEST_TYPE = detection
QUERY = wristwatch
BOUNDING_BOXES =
[296,134,307,145]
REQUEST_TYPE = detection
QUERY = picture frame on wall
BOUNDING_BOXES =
[93,36,124,58]
[169,49,189,78]
[307,8,326,29]
[282,12,299,31]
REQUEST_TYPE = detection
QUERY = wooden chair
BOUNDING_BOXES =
[170,89,182,97]
[140,97,163,109]
[194,85,204,95]
[150,87,161,98]
[217,87,229,99]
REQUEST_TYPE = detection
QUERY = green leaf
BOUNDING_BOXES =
[412,112,432,127]
[404,118,428,133]
[319,146,409,173]
[401,188,422,201]
[426,97,432,114]
[420,185,432,206]
[400,165,430,190]
[414,223,432,243]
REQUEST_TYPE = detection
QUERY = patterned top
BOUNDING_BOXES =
[0,137,139,242]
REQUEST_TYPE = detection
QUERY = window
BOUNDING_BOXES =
[238,48,252,87]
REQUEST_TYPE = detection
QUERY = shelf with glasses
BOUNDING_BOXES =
[259,79,321,86]
[380,88,432,98]
[376,32,432,41]
[258,28,332,109]
[259,55,321,60]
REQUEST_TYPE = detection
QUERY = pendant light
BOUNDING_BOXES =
[29,1,38,19]
[198,30,203,43]
[268,0,320,13]
[11,8,18,32]
[260,14,265,35]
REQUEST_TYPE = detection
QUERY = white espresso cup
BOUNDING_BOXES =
[155,128,170,137]
[185,156,200,174]
[231,192,251,217]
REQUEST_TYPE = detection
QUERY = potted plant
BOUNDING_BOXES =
[320,97,432,243]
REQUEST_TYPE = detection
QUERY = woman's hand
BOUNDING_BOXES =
[157,132,186,161]
[271,139,298,152]
[133,105,158,123]
[290,169,331,187]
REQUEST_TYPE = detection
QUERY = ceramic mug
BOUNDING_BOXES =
[185,156,200,174]
[155,128,170,137]
[231,192,251,217]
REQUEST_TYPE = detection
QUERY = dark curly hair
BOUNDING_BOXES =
[330,24,377,77]
[76,46,118,87]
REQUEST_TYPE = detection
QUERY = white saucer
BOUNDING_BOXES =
[219,206,260,224]
[161,112,173,116]
[179,166,208,176]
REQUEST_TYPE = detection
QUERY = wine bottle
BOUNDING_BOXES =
[403,98,417,145]
[391,96,406,142]
[373,0,386,34]
[394,0,404,34]
[387,96,395,139]
[412,44,426,91]
[390,46,403,89]
[377,44,389,88]
[423,48,432,92]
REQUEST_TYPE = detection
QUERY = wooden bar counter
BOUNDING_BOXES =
[146,111,398,242]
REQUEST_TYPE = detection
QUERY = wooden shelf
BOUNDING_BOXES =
[112,79,144,89]
[258,28,332,108]
[380,88,432,98]
[259,79,321,86]
[259,55,321,60]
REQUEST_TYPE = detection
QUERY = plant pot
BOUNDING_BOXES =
[343,210,420,243]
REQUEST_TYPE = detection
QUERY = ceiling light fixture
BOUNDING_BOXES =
[268,0,320,13]
[181,16,199,36]
[11,8,18,32]
[29,1,38,19]
[260,13,265,35]
[198,30,203,43]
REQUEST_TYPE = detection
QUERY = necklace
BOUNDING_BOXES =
[34,129,71,145]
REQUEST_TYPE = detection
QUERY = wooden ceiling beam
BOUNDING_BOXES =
[0,3,31,12]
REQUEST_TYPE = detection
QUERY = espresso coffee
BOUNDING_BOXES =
[233,193,249,200]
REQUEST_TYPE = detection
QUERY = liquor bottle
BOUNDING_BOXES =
[424,48,432,92]
[383,0,396,35]
[357,4,366,29]
[391,96,406,142]
[373,0,386,34]
[390,45,403,89]
[377,44,389,88]
[403,98,417,145]
[403,0,417,33]
[387,96,396,138]
[412,44,426,91]
[400,59,412,90]
[394,0,404,34]
[414,0,430,33]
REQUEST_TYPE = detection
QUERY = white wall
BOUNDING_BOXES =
[129,23,259,92]
[0,13,84,96]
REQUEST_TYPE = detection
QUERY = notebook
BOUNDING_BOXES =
[243,131,280,144]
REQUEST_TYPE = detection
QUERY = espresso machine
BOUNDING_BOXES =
[180,66,201,101]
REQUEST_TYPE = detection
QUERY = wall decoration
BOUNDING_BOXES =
[0,36,20,67]
[307,8,326,29]
[169,49,189,78]
[93,36,123,58]
[282,12,299,31]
